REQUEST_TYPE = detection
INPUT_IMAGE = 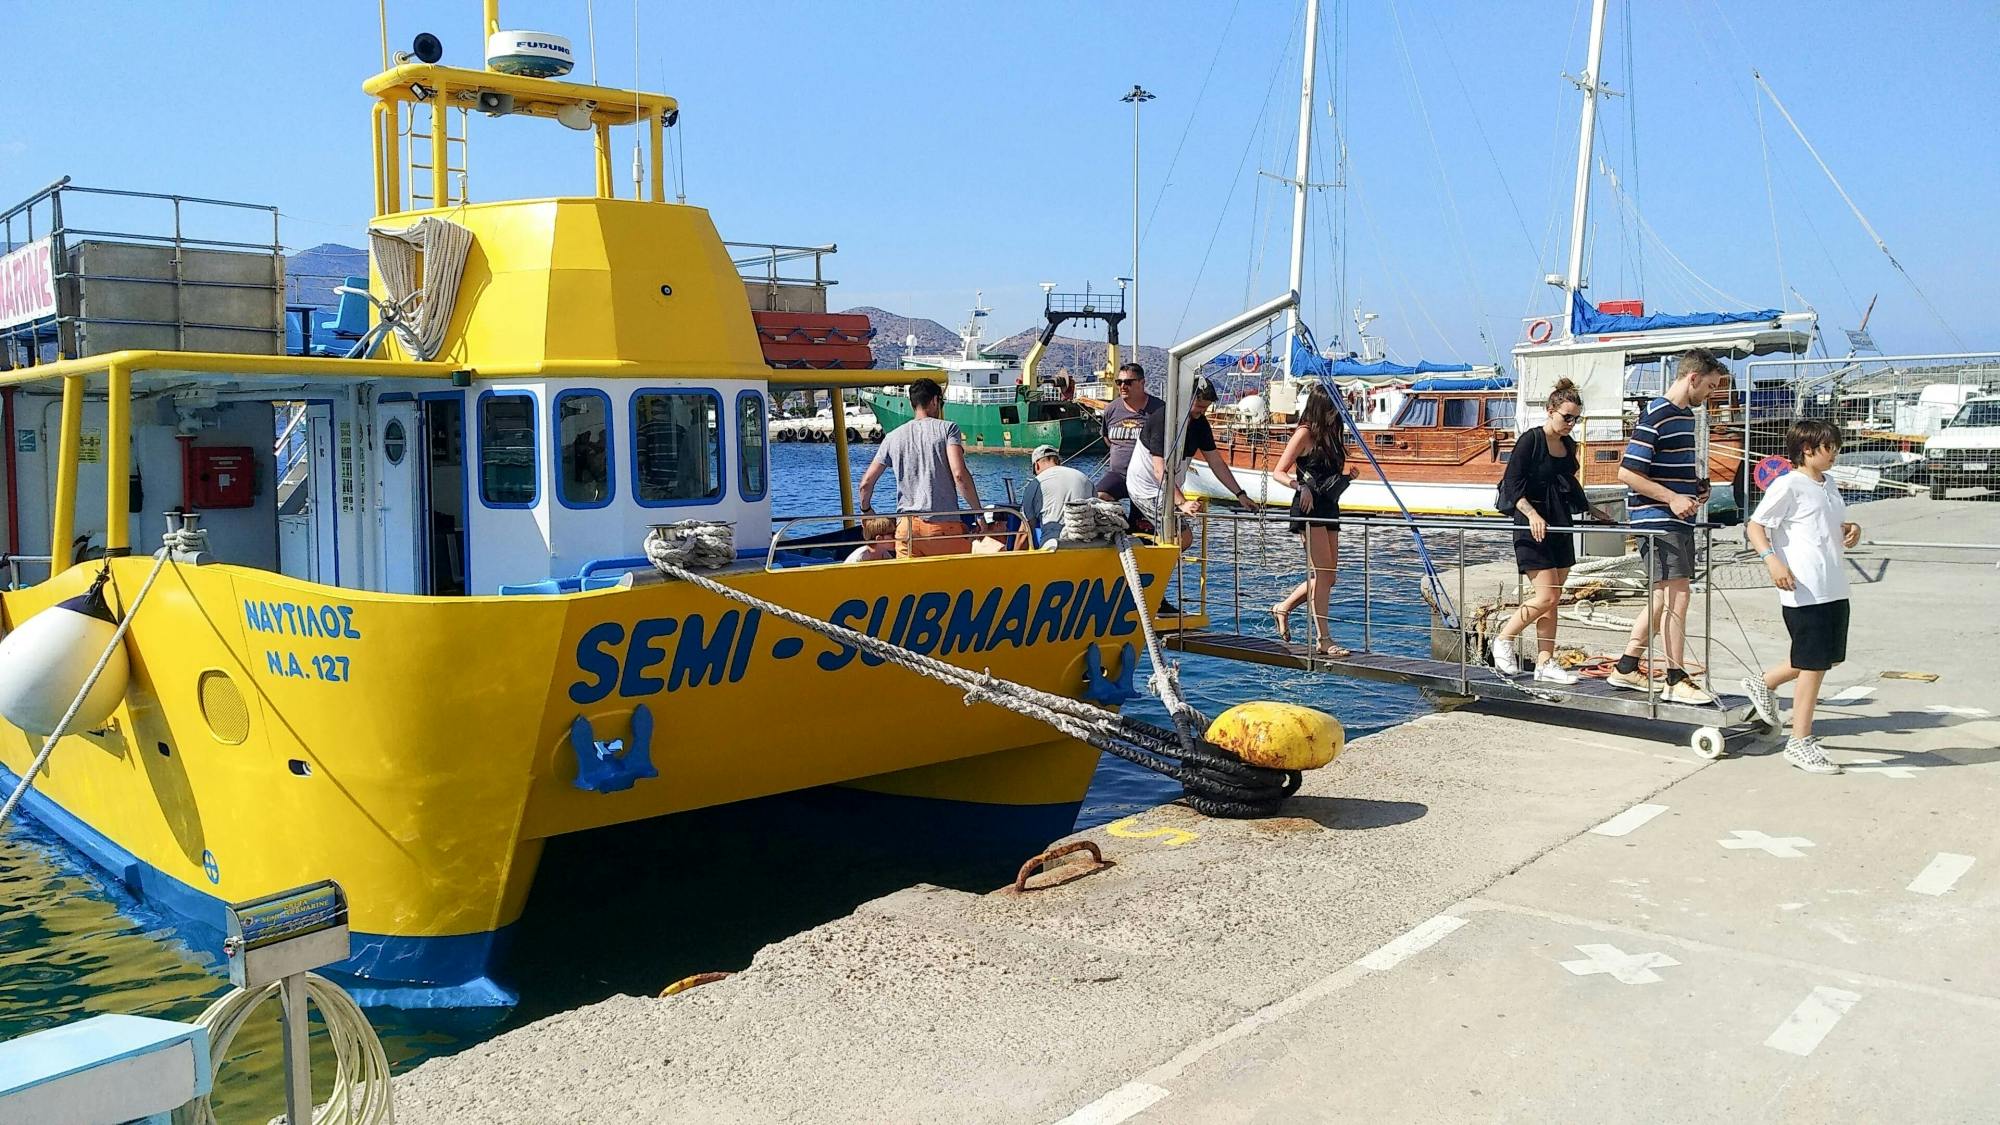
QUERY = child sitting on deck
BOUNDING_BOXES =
[845,516,898,563]
[1741,420,1862,775]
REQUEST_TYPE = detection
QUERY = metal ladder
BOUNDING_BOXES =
[406,104,469,209]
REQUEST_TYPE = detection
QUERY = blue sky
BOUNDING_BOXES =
[4,1,1993,363]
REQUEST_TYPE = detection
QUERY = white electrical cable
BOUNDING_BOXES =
[177,973,393,1125]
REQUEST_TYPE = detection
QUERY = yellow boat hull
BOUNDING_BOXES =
[0,544,1174,1006]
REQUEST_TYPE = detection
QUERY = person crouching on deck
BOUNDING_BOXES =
[1126,374,1253,550]
[845,516,898,563]
[857,377,990,557]
[1489,377,1615,682]
[1269,383,1357,657]
[1740,420,1861,776]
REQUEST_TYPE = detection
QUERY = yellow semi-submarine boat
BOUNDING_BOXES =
[0,8,1181,1006]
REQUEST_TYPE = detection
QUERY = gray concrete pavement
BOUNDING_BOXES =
[392,498,1999,1124]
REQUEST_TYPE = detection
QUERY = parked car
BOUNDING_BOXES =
[1924,396,2000,498]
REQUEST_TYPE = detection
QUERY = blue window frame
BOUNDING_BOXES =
[476,389,540,508]
[736,390,768,501]
[553,389,615,509]
[630,388,725,508]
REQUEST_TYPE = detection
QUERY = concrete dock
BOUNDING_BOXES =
[393,497,2000,1123]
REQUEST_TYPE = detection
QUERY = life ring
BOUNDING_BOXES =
[1238,352,1262,373]
[1527,318,1553,344]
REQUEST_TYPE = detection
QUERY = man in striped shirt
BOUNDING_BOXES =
[1608,348,1734,704]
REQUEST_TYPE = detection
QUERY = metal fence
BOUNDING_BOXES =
[1741,352,2000,505]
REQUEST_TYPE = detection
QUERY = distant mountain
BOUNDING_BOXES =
[840,305,1169,386]
[286,243,367,307]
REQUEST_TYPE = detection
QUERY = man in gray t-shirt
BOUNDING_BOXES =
[1095,362,1164,501]
[857,377,988,556]
[1015,445,1095,548]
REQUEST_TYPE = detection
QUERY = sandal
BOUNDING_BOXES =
[1318,642,1352,659]
[1271,606,1292,644]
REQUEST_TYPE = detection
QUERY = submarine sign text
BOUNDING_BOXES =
[568,575,1154,704]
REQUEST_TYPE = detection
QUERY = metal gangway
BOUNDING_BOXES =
[1157,508,1768,759]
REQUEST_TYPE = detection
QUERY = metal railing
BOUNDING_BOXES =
[1167,506,1724,717]
[1,177,286,364]
[725,241,839,289]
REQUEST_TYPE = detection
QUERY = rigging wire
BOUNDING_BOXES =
[1753,85,1789,312]
[1140,0,1245,247]
[1174,6,1300,340]
[1595,160,1756,310]
[1420,7,1541,265]
[1753,70,1967,350]
[1619,0,1645,297]
[1385,0,1498,366]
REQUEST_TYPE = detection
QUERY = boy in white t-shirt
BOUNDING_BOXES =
[1741,420,1862,775]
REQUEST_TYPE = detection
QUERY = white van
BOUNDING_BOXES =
[1925,396,2000,498]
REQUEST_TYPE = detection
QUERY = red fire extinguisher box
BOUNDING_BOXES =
[189,446,257,508]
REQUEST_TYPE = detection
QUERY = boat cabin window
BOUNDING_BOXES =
[1393,397,1438,427]
[478,391,539,507]
[1485,397,1516,430]
[737,391,768,501]
[1443,398,1480,428]
[555,390,614,508]
[633,390,722,505]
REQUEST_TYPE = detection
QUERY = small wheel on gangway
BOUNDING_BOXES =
[1690,726,1727,760]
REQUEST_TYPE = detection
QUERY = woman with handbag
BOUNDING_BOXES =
[1489,378,1613,682]
[1270,384,1355,656]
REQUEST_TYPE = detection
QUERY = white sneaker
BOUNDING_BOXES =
[1740,676,1780,727]
[1490,637,1521,677]
[1663,678,1715,706]
[1783,736,1843,775]
[1533,659,1580,685]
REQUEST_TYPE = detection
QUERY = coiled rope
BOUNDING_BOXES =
[645,521,1300,817]
[176,973,393,1125]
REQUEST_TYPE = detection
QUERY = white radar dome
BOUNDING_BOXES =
[0,586,130,735]
[487,31,575,78]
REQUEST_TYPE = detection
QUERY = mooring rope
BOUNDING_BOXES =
[643,521,1299,817]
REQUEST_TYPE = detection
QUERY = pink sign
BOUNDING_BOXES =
[0,238,57,330]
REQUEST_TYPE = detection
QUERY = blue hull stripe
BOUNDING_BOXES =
[0,762,1084,1010]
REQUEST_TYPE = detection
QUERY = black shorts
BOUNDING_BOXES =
[1782,599,1850,671]
[1095,471,1131,501]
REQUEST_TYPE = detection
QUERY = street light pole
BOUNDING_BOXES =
[1121,84,1155,366]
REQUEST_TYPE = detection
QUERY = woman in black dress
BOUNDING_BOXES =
[1490,378,1612,682]
[1270,385,1354,656]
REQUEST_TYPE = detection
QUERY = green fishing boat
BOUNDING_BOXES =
[865,289,1123,456]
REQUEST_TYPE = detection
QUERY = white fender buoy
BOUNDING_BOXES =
[0,583,130,734]
[1238,393,1270,425]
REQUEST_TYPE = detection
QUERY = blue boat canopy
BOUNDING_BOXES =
[1287,337,1473,379]
[1570,292,1782,336]
[1409,375,1512,390]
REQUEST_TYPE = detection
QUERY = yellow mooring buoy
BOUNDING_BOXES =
[1204,701,1344,771]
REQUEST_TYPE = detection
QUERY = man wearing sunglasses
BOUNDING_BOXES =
[1094,363,1165,524]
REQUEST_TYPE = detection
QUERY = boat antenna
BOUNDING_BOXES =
[632,0,644,198]
[378,0,390,70]
[583,0,599,84]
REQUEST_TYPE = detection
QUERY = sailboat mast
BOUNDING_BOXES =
[1283,0,1320,380]
[1561,0,1610,336]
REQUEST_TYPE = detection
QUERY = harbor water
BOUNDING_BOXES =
[0,437,1447,1115]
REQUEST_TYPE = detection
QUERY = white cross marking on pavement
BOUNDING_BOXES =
[1591,803,1669,837]
[1925,705,1993,717]
[1847,765,1920,779]
[1719,830,1815,858]
[1559,943,1681,984]
[1826,686,1875,705]
[1765,986,1862,1056]
[1908,853,1976,897]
